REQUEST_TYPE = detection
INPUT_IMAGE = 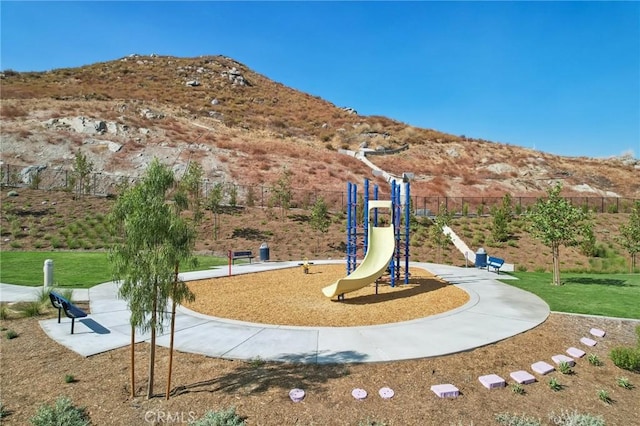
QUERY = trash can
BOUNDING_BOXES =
[475,248,487,268]
[44,259,54,287]
[259,243,270,262]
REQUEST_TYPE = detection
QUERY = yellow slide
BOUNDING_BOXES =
[322,200,396,299]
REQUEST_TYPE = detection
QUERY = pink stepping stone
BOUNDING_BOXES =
[431,384,459,398]
[567,347,586,358]
[531,361,555,375]
[510,370,536,385]
[378,387,395,399]
[581,337,597,347]
[552,354,575,367]
[590,328,606,337]
[289,388,305,402]
[478,374,506,389]
[352,388,367,400]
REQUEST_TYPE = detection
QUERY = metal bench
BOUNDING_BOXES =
[231,250,254,264]
[49,291,87,334]
[486,256,505,274]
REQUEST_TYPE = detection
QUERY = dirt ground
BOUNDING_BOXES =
[185,265,469,327]
[1,312,638,425]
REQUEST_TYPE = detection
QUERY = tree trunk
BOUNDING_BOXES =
[130,325,135,398]
[147,284,157,399]
[552,243,561,285]
[166,263,179,400]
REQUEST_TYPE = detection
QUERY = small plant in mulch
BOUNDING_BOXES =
[190,407,245,426]
[358,418,388,426]
[30,396,91,426]
[616,377,634,390]
[5,330,18,339]
[597,389,612,405]
[249,357,265,368]
[588,353,603,366]
[0,401,9,418]
[548,377,562,391]
[548,410,604,426]
[64,374,76,384]
[510,383,526,395]
[558,361,574,375]
[495,412,541,426]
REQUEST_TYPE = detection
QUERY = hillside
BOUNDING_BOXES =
[1,54,638,199]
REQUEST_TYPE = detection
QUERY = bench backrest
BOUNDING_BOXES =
[233,251,253,257]
[49,291,71,307]
[488,256,504,265]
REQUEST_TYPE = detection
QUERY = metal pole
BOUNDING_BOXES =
[404,181,410,284]
[364,179,369,256]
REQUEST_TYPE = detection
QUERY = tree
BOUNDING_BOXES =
[108,158,196,399]
[72,151,93,199]
[206,182,225,240]
[528,183,592,285]
[429,203,453,263]
[491,194,514,243]
[270,167,293,220]
[310,197,331,253]
[180,162,204,223]
[619,201,640,273]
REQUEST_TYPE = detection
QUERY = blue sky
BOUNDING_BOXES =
[2,1,638,159]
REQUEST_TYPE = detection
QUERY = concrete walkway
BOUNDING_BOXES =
[1,261,550,364]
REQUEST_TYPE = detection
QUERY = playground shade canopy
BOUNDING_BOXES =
[322,201,395,298]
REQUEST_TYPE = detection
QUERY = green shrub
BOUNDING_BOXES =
[0,305,8,320]
[548,409,604,426]
[510,383,525,395]
[548,377,562,391]
[587,353,603,366]
[20,301,42,317]
[64,374,76,384]
[558,361,574,375]
[495,412,541,426]
[597,389,612,404]
[189,407,245,426]
[0,401,8,418]
[617,377,634,389]
[610,346,640,372]
[636,324,640,347]
[5,330,18,339]
[30,397,90,426]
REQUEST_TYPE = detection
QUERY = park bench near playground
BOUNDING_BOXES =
[486,256,505,274]
[48,290,87,334]
[230,250,255,264]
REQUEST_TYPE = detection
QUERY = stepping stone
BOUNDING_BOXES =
[590,328,606,337]
[478,374,506,389]
[567,347,586,358]
[510,371,536,385]
[531,361,555,375]
[552,354,575,367]
[581,337,597,347]
[378,387,395,399]
[431,384,459,398]
[289,388,305,402]
[352,388,367,400]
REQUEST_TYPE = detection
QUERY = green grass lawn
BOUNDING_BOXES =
[505,272,640,319]
[0,251,228,288]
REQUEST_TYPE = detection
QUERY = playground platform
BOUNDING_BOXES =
[1,261,550,364]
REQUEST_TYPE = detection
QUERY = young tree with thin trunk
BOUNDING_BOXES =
[72,151,93,199]
[528,183,591,285]
[108,158,196,399]
[270,167,293,220]
[429,203,453,263]
[619,201,640,273]
[310,197,331,254]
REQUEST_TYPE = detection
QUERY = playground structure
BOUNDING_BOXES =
[322,179,411,300]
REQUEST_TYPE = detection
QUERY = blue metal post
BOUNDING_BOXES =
[404,181,411,284]
[364,179,369,255]
[373,184,379,226]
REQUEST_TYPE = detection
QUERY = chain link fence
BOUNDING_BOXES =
[1,163,637,214]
